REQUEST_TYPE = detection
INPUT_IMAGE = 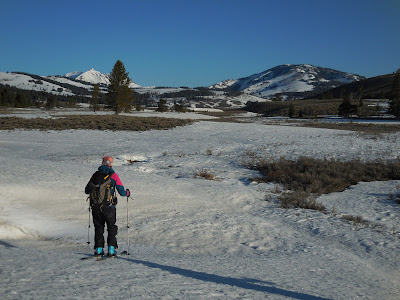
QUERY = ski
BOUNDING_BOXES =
[96,255,112,261]
[80,255,102,260]
[80,252,128,261]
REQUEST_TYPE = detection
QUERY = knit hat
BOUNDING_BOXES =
[102,156,114,167]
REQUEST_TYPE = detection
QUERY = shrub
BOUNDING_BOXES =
[250,156,400,194]
[194,169,219,181]
[342,214,369,225]
[246,155,400,210]
[278,191,325,211]
[0,115,193,131]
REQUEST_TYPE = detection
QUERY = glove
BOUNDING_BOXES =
[126,189,130,197]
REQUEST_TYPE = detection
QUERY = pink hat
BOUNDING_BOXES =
[102,156,114,167]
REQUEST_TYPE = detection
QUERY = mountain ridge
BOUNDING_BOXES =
[210,64,365,99]
[65,68,141,88]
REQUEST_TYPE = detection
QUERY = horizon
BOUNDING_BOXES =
[1,0,399,88]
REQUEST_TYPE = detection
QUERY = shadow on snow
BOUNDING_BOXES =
[116,256,332,300]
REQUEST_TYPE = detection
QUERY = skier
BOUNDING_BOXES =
[85,156,130,257]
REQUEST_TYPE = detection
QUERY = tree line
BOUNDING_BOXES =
[0,84,87,109]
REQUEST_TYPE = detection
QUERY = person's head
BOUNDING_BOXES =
[102,156,114,167]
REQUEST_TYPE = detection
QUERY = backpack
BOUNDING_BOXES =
[89,171,116,206]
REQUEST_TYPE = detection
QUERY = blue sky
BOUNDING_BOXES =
[1,0,399,87]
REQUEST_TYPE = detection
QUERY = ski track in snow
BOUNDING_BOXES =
[1,116,400,299]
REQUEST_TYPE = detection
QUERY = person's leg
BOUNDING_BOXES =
[103,206,118,249]
[92,206,106,251]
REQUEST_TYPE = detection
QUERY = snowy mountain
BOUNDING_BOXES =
[0,68,141,97]
[210,64,365,99]
[65,68,110,85]
[64,71,83,79]
[65,68,141,88]
[0,72,89,96]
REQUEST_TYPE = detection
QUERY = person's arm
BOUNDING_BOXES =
[111,173,129,197]
[84,176,93,194]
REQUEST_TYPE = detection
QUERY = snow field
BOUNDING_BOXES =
[1,120,400,299]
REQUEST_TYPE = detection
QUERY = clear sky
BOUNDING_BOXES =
[1,0,399,87]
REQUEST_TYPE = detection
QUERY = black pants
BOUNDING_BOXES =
[92,205,118,249]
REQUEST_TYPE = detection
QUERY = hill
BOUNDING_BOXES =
[65,68,141,88]
[316,73,396,100]
[210,64,365,99]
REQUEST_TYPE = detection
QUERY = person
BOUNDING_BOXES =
[85,156,130,257]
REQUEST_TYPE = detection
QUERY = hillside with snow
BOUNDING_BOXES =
[0,68,140,98]
[0,72,82,96]
[65,68,141,88]
[210,64,365,99]
[0,71,268,109]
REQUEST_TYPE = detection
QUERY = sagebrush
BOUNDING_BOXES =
[246,156,400,210]
[0,115,193,131]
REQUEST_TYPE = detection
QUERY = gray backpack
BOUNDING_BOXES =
[89,171,115,206]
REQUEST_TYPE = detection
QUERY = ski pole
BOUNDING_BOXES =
[87,198,91,249]
[126,194,130,255]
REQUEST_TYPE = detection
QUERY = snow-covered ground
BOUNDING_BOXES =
[1,112,399,299]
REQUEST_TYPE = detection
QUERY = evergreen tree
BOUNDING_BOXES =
[389,69,400,119]
[68,97,76,108]
[45,94,57,110]
[157,99,168,112]
[174,103,187,113]
[135,103,143,111]
[358,85,364,106]
[91,84,100,112]
[338,95,358,117]
[107,60,134,114]
[0,88,4,106]
[0,88,14,106]
[272,93,282,101]
[15,92,28,107]
[288,102,295,118]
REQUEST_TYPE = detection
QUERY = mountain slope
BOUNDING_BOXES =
[65,68,141,88]
[316,73,396,99]
[0,72,90,96]
[64,71,83,79]
[66,68,110,85]
[0,68,140,97]
[210,64,365,99]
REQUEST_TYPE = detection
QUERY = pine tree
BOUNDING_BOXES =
[68,97,76,108]
[15,92,28,107]
[157,99,168,112]
[338,95,357,117]
[107,60,134,114]
[389,69,400,119]
[91,84,100,112]
[358,85,364,107]
[45,94,57,110]
[288,102,295,118]
[135,103,143,111]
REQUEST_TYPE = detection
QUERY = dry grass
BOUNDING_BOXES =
[0,115,193,131]
[194,169,219,181]
[300,121,400,134]
[342,214,369,227]
[246,156,400,210]
[278,191,326,211]
[250,156,400,194]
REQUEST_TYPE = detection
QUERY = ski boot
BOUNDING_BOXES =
[107,246,116,257]
[94,247,104,257]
